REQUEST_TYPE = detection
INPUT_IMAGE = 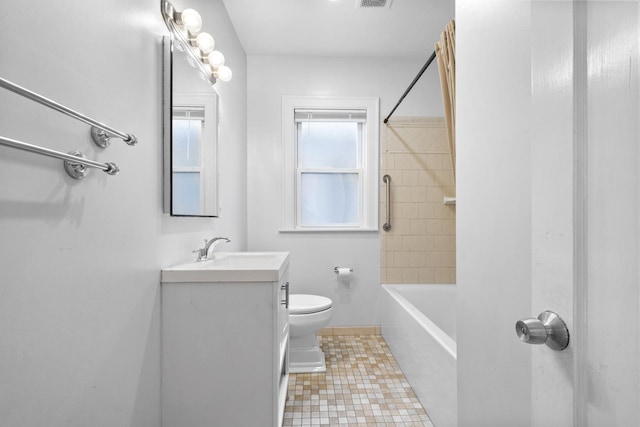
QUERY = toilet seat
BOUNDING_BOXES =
[289,294,332,315]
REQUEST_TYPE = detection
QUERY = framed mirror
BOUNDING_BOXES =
[163,36,220,217]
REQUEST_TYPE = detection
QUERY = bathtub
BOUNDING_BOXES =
[380,284,457,427]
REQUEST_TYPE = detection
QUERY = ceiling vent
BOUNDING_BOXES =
[357,0,393,9]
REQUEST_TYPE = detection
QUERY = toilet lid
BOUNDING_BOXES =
[289,294,333,315]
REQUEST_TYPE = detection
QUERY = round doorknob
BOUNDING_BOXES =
[516,318,548,344]
[515,310,569,351]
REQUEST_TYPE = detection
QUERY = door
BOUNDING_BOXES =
[456,1,640,426]
[570,2,640,425]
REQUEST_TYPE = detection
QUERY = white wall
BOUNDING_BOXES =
[246,55,443,326]
[0,0,246,425]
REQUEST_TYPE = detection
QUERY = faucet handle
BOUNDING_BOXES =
[193,239,207,250]
[193,239,207,253]
[192,240,209,261]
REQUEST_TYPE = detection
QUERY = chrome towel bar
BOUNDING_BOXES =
[0,77,137,147]
[383,174,392,232]
[0,136,119,179]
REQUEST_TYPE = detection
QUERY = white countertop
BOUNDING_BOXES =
[161,252,290,283]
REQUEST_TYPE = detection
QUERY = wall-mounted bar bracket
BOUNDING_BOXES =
[64,151,91,179]
[91,127,114,148]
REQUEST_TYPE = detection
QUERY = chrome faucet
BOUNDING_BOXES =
[194,237,230,261]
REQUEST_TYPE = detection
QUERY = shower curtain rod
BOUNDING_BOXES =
[384,50,437,124]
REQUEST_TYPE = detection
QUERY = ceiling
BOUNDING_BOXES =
[221,0,454,61]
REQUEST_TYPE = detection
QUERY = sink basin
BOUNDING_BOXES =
[162,252,290,283]
[207,252,285,268]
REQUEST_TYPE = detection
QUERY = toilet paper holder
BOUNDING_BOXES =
[334,266,353,273]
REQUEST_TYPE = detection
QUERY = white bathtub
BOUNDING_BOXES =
[380,284,457,427]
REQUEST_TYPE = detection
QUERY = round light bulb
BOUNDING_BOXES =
[196,32,215,54]
[179,8,202,34]
[217,65,232,82]
[208,50,225,68]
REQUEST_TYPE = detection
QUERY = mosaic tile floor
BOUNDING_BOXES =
[283,335,434,427]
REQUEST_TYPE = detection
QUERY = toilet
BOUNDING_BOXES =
[288,294,333,373]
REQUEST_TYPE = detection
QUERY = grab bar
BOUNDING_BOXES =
[383,174,392,231]
[0,136,119,179]
[0,77,137,147]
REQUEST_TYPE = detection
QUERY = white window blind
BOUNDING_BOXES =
[294,110,367,122]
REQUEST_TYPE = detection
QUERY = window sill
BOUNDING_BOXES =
[279,227,379,233]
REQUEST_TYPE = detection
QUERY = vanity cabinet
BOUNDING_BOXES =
[161,252,290,427]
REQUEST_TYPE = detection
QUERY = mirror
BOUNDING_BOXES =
[163,36,220,217]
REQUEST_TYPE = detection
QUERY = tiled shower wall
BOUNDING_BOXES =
[381,117,456,284]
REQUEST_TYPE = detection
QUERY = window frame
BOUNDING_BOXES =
[281,96,379,232]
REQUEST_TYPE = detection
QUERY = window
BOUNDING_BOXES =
[172,106,204,215]
[170,93,218,216]
[282,97,379,231]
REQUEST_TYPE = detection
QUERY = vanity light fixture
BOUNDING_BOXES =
[161,0,233,84]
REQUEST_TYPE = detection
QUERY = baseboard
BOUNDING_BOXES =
[318,326,381,336]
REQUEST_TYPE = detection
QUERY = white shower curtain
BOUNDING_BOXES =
[435,20,456,181]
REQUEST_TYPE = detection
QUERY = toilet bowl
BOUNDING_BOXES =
[288,294,333,373]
